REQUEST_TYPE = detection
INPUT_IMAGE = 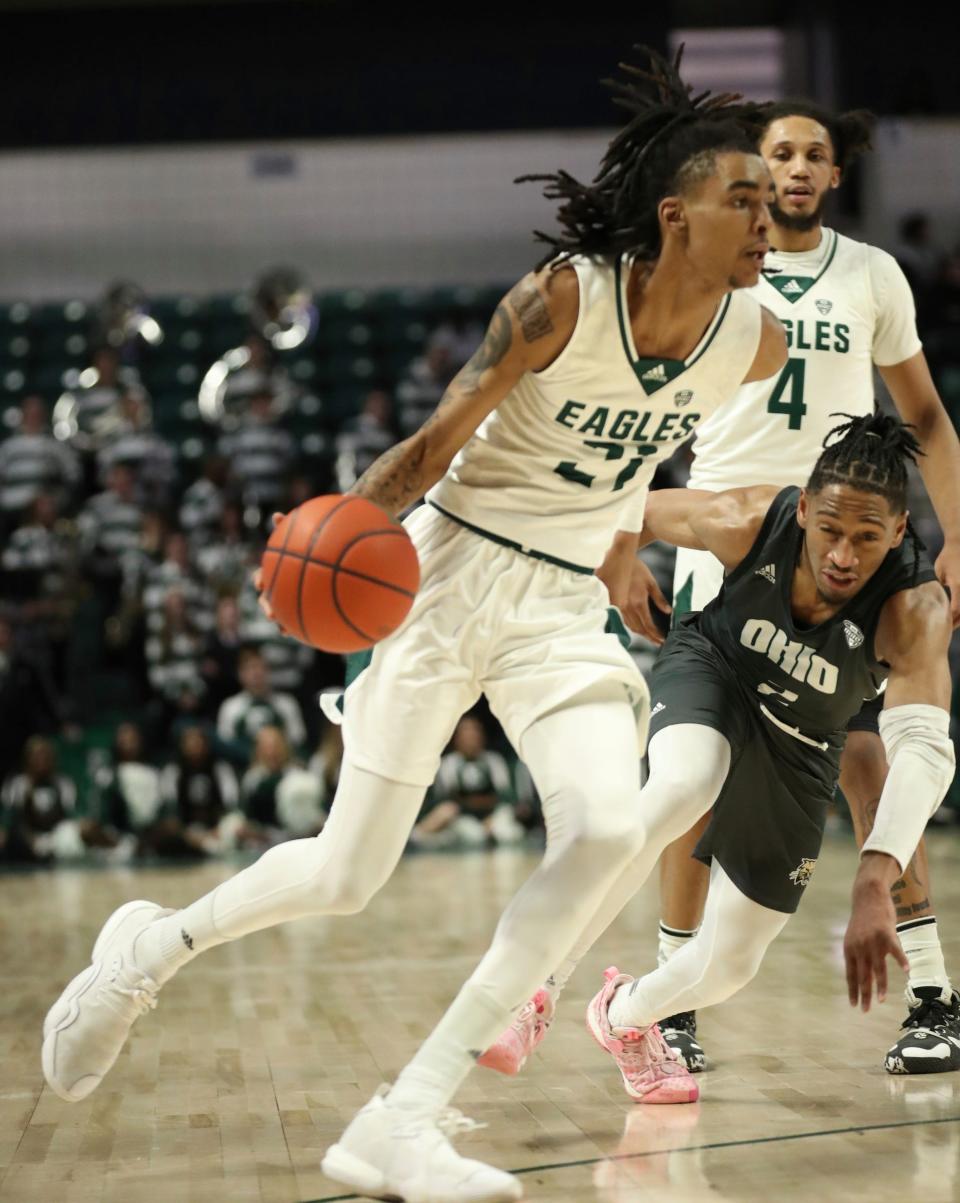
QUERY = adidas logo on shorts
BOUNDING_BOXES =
[651,702,666,717]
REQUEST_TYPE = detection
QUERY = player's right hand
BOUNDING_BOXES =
[622,559,672,646]
[252,512,288,631]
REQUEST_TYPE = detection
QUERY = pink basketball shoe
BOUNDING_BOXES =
[478,989,554,1075]
[586,967,699,1104]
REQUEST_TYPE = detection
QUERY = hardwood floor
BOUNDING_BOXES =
[2,829,958,1202]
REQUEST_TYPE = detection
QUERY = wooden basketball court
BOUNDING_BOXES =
[2,830,959,1202]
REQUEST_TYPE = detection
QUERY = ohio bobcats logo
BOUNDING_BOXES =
[789,858,817,887]
[674,389,694,407]
[843,620,864,649]
[815,299,833,315]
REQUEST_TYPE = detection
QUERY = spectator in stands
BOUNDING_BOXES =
[0,395,80,527]
[428,317,483,372]
[96,391,177,510]
[411,715,522,848]
[1,493,78,686]
[145,589,208,724]
[91,721,163,847]
[335,388,397,491]
[238,585,315,703]
[78,462,143,615]
[0,736,100,863]
[0,617,64,779]
[308,716,344,809]
[195,501,254,595]
[235,725,325,847]
[894,212,941,332]
[201,594,244,716]
[180,454,229,550]
[928,245,960,334]
[218,388,296,516]
[216,646,306,767]
[395,331,458,437]
[67,346,148,451]
[141,530,213,638]
[220,334,295,420]
[157,725,239,855]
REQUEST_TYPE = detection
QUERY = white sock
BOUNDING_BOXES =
[897,917,950,992]
[657,920,697,968]
[134,893,225,986]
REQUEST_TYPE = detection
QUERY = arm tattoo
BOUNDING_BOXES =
[350,304,513,515]
[507,279,554,344]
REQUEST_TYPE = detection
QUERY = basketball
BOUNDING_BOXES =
[260,494,420,653]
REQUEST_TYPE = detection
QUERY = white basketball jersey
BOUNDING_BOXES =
[688,228,922,491]
[428,255,762,569]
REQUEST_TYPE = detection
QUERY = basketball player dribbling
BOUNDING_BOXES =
[42,49,787,1202]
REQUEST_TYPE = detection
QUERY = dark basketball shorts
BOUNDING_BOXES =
[649,623,844,914]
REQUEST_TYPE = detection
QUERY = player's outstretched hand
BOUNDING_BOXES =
[843,866,909,1013]
[622,559,672,646]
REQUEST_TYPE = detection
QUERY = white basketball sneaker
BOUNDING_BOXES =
[321,1085,523,1203]
[42,899,173,1101]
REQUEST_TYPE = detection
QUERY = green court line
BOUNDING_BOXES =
[303,1111,960,1201]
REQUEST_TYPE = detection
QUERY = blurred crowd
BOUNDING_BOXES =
[2,235,960,869]
[0,271,547,865]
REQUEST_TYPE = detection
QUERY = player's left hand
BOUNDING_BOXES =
[933,543,960,628]
[843,871,909,1012]
[622,559,672,645]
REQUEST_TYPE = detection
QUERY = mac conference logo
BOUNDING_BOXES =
[673,389,694,407]
[814,299,833,315]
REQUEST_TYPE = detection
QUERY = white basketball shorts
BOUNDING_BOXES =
[339,504,649,786]
[672,545,726,619]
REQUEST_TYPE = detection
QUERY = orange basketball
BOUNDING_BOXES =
[260,495,420,654]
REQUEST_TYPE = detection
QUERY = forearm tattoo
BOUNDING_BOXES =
[350,303,514,515]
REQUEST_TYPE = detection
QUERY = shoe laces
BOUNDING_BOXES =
[99,957,160,1017]
[903,991,960,1034]
[374,1086,487,1139]
[435,1106,487,1138]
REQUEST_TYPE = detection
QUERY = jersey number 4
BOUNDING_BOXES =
[554,442,658,491]
[767,358,807,430]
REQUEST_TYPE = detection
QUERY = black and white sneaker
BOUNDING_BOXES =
[884,986,960,1075]
[658,1010,706,1072]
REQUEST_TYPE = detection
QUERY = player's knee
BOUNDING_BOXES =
[318,865,385,915]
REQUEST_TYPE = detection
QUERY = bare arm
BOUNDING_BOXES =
[844,582,954,1010]
[638,485,779,571]
[741,305,788,383]
[880,351,960,626]
[349,269,579,516]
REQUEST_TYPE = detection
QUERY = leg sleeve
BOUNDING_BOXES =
[609,862,789,1029]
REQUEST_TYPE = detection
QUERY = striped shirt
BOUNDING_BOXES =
[0,432,80,513]
[145,627,207,702]
[78,490,143,565]
[218,422,295,507]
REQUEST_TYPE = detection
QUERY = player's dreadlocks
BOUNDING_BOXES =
[808,412,922,513]
[519,45,768,269]
[759,100,875,170]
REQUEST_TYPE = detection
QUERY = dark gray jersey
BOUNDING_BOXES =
[697,487,936,737]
